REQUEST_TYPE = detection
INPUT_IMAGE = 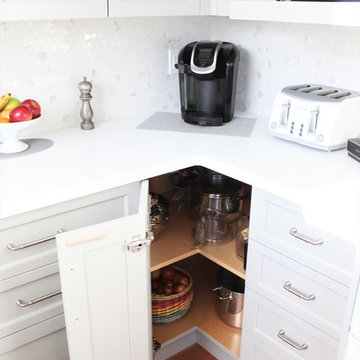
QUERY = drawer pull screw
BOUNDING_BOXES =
[277,329,308,351]
[289,227,324,245]
[283,281,316,301]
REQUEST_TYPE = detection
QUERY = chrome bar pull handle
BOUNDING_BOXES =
[16,289,62,307]
[7,228,64,251]
[277,329,308,351]
[283,281,316,301]
[289,227,323,245]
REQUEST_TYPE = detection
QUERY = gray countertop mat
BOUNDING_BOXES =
[136,112,256,137]
[0,139,54,160]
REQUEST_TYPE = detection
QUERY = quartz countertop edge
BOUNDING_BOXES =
[0,111,359,246]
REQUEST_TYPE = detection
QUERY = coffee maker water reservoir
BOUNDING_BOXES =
[176,41,240,126]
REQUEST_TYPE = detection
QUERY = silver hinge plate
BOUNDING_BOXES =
[127,231,154,253]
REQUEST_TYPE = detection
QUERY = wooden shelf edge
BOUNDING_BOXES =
[150,191,247,279]
[152,255,242,358]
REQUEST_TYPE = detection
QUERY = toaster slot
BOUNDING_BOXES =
[326,91,352,99]
[288,84,310,91]
[313,89,338,96]
[299,86,323,93]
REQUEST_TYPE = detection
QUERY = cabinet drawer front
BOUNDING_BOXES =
[0,264,63,339]
[0,315,66,356]
[250,189,356,285]
[247,241,348,339]
[0,184,140,280]
[243,288,339,360]
[240,336,292,360]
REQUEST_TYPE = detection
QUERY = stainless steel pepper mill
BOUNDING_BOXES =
[78,76,95,130]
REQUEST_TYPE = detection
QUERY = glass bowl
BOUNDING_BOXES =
[0,118,40,154]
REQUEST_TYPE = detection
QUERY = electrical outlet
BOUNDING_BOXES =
[168,49,179,75]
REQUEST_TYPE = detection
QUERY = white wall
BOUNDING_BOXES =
[0,16,359,133]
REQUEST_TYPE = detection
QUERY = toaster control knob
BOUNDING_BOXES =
[270,122,278,130]
[280,101,291,126]
[316,134,324,143]
[308,108,319,134]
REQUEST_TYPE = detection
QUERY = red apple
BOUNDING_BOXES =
[9,105,33,122]
[21,99,41,119]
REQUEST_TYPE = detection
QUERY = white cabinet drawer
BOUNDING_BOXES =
[0,262,62,339]
[0,185,138,281]
[0,314,66,357]
[240,336,290,360]
[249,189,356,285]
[246,241,349,339]
[242,288,339,360]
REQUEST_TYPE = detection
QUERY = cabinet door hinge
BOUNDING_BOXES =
[127,231,154,253]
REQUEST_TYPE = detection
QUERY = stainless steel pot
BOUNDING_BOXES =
[187,173,248,218]
[149,192,169,239]
[188,174,248,244]
[212,267,245,329]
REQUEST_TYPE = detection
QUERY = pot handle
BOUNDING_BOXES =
[236,188,249,201]
[212,286,233,301]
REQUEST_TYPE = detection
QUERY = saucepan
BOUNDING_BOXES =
[187,173,248,220]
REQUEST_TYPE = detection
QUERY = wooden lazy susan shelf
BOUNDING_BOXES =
[150,183,249,358]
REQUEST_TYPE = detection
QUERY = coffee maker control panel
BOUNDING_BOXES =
[191,41,223,75]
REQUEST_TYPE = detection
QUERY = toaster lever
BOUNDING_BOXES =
[280,101,291,126]
[308,108,319,134]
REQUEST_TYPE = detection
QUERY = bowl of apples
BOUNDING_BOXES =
[151,266,193,324]
[0,94,41,154]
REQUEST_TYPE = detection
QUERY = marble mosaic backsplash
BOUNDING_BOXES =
[0,16,359,134]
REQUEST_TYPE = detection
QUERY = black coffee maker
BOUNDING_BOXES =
[176,41,240,126]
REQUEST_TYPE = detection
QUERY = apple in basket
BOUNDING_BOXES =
[151,266,190,295]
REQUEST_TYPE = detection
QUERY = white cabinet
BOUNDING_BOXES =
[201,0,230,16]
[0,0,223,21]
[216,0,230,16]
[0,181,151,360]
[56,180,152,360]
[243,288,340,360]
[229,1,360,27]
[241,188,359,360]
[0,0,107,21]
[1,174,357,360]
[108,0,202,17]
[246,242,349,339]
[249,190,356,286]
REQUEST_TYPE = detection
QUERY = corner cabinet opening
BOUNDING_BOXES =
[149,169,252,359]
[55,168,251,360]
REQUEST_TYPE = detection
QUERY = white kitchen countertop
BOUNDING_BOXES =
[0,112,359,246]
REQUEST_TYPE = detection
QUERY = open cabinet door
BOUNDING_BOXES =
[56,180,152,360]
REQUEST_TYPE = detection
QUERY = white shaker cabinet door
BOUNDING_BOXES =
[1,0,107,21]
[109,0,201,17]
[56,180,152,360]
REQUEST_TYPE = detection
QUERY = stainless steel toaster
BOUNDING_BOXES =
[269,84,360,151]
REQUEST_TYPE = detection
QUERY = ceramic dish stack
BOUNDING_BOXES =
[151,267,193,324]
